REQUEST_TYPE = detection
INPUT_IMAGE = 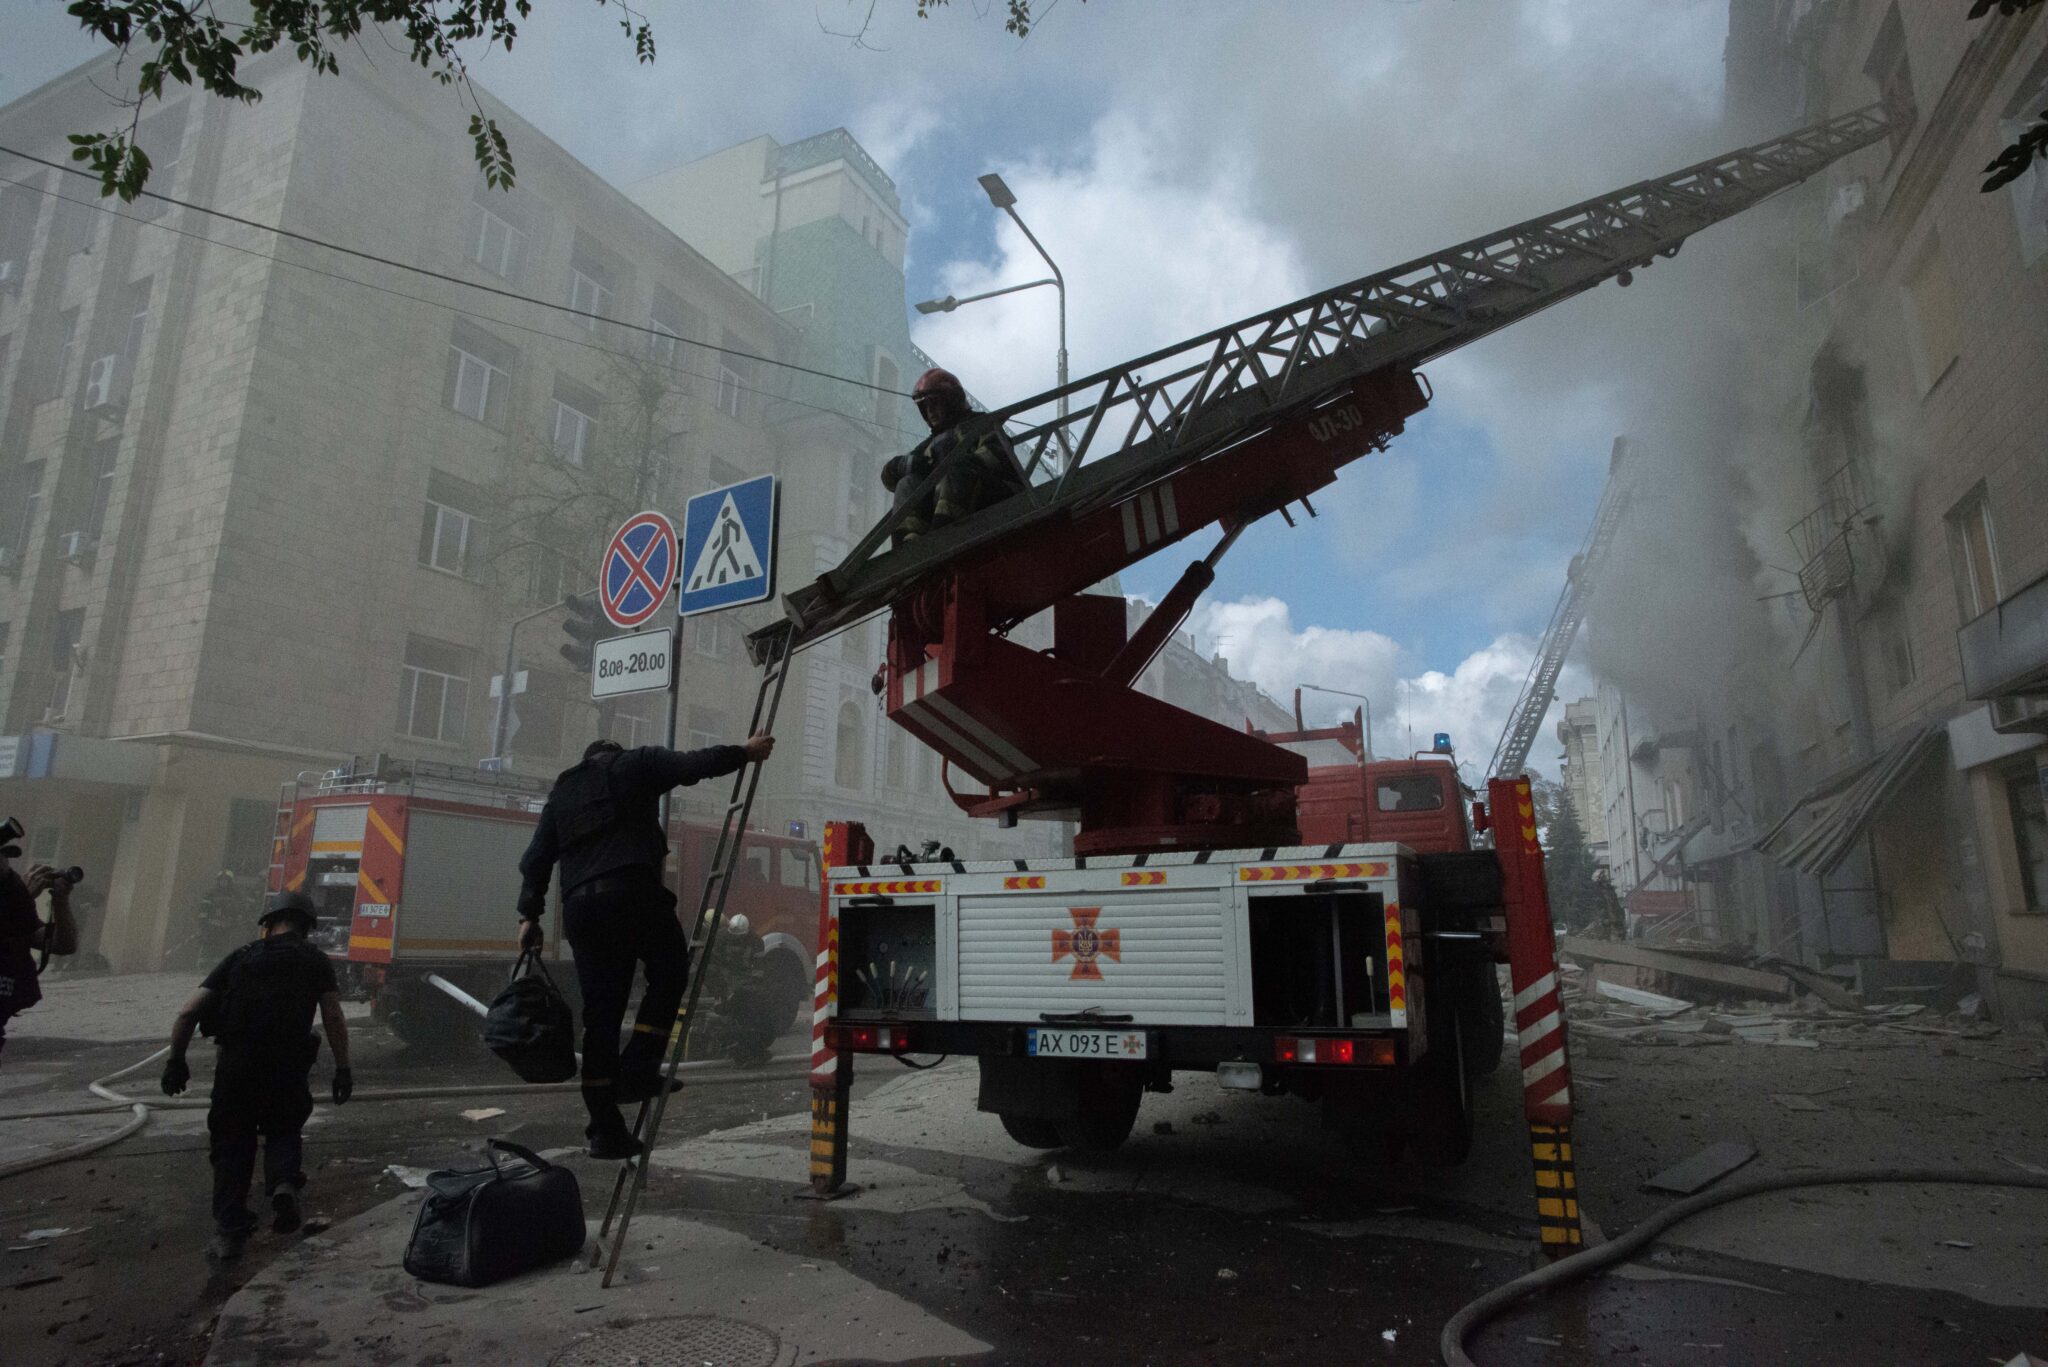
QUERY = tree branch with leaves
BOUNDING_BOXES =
[64,0,653,200]
[1970,0,2046,192]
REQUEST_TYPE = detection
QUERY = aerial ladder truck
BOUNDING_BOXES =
[1487,435,1636,783]
[597,103,1893,1274]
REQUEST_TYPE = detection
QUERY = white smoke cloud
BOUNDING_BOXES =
[1187,595,1591,779]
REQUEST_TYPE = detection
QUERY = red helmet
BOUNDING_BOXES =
[911,367,967,409]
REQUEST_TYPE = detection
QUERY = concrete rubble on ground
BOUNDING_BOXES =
[1555,951,2043,1064]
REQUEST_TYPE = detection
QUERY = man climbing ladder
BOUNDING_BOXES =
[517,731,777,1159]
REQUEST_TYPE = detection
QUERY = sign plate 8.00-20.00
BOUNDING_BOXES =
[591,627,672,700]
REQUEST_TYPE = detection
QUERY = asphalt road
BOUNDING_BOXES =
[4,976,2046,1366]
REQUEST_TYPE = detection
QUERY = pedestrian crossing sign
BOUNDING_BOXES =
[679,473,778,616]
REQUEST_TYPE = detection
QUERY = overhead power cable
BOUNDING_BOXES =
[0,143,914,400]
[0,171,926,443]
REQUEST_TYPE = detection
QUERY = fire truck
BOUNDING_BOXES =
[266,755,820,1045]
[704,103,1892,1254]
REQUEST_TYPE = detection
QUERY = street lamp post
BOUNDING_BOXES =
[1298,683,1373,759]
[913,172,1070,464]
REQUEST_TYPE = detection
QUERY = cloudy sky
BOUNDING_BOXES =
[7,0,1769,776]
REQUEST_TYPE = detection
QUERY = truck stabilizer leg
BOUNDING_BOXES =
[1488,776,1583,1257]
[806,821,868,1198]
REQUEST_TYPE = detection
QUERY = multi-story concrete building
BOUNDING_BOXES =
[0,61,1293,966]
[0,52,810,969]
[1555,698,1609,868]
[1710,2,2048,1016]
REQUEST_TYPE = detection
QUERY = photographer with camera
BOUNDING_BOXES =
[0,817,80,1066]
[161,890,352,1262]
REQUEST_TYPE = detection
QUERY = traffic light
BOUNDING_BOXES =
[560,592,609,671]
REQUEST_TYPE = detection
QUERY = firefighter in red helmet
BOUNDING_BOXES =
[879,367,1027,544]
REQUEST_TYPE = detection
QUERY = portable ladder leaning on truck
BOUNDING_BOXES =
[604,102,1894,1272]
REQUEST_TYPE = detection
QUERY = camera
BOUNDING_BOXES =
[1,816,85,885]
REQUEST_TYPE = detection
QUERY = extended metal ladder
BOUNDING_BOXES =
[1487,438,1635,780]
[594,620,796,1286]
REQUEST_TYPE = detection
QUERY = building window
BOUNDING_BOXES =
[608,702,656,749]
[834,701,865,789]
[123,276,153,363]
[397,636,470,743]
[47,607,84,720]
[2,461,45,564]
[1865,4,1917,159]
[131,105,185,221]
[687,706,727,753]
[552,395,596,467]
[0,621,9,680]
[715,330,752,421]
[462,199,523,280]
[444,322,513,426]
[884,729,905,788]
[2006,770,2048,911]
[1901,234,1961,392]
[649,320,680,367]
[525,543,567,607]
[84,435,120,544]
[1947,486,2001,621]
[47,309,78,402]
[418,471,485,577]
[569,261,614,332]
[693,615,729,659]
[52,192,95,258]
[874,352,899,431]
[513,668,567,761]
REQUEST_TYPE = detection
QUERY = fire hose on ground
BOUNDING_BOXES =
[1440,1166,2048,1366]
[0,970,810,1181]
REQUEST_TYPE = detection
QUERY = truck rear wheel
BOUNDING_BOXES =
[764,950,810,1035]
[998,1113,1066,1149]
[1056,1066,1143,1152]
[1413,1013,1475,1166]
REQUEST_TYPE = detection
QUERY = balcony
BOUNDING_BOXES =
[1958,568,2048,700]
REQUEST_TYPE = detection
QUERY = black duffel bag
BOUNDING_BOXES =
[484,950,577,1083]
[404,1139,587,1287]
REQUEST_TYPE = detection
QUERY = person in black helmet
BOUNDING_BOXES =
[162,890,352,1261]
[879,367,1028,545]
[517,732,775,1159]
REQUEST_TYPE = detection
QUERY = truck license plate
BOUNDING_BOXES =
[1027,1027,1148,1059]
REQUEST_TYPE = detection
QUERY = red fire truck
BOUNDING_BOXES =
[266,755,820,1045]
[767,104,1892,1258]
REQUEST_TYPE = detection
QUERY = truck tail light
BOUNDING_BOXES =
[1274,1036,1394,1066]
[836,1024,912,1052]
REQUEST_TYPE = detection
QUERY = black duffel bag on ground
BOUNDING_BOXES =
[403,1139,587,1287]
[484,950,577,1083]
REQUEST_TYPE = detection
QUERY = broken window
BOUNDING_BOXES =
[1375,775,1444,812]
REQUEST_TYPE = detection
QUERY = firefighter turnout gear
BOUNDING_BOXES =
[516,740,760,1155]
[171,921,350,1251]
[879,415,1028,545]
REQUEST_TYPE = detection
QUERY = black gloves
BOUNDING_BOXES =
[332,1066,353,1105]
[161,1057,190,1096]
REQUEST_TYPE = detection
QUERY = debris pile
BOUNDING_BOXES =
[1551,946,2028,1057]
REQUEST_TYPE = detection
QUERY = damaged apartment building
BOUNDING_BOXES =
[1560,1,2048,1023]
